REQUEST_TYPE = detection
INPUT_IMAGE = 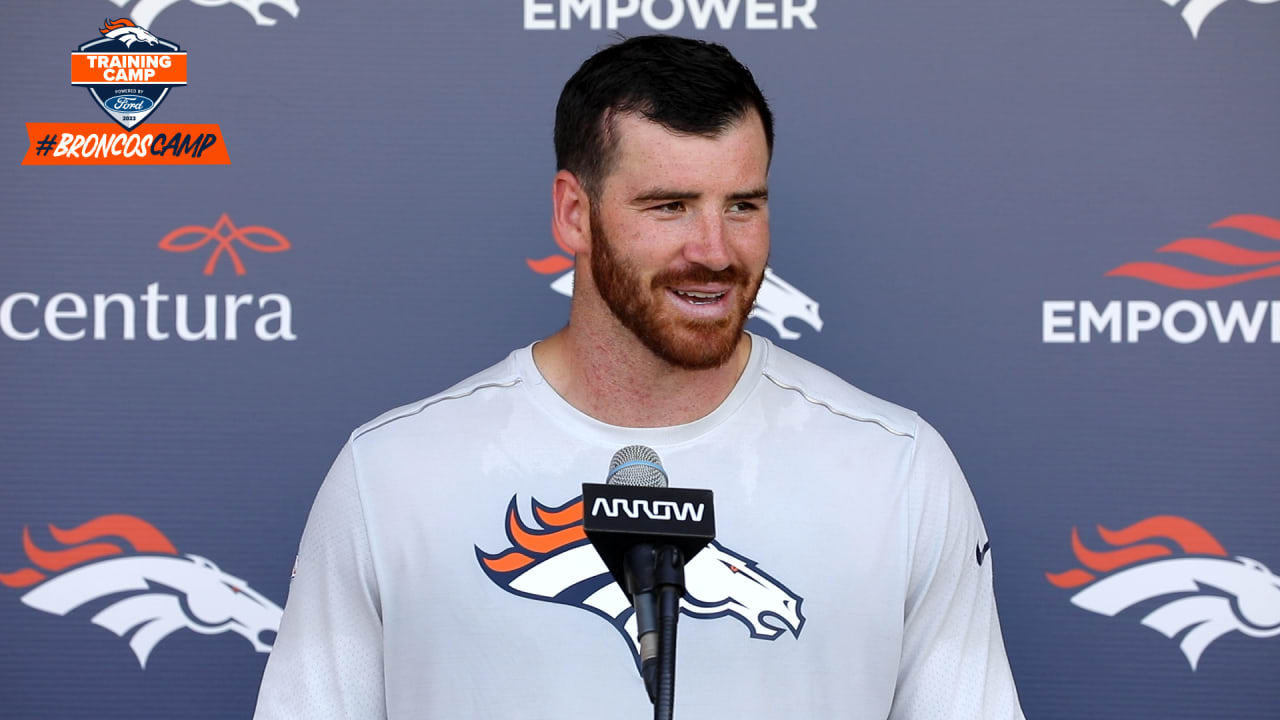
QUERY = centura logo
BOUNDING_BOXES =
[109,0,301,28]
[1043,214,1280,344]
[0,515,282,668]
[159,213,291,275]
[524,0,817,30]
[1046,516,1280,669]
[476,495,804,666]
[73,19,186,130]
[526,239,823,340]
[1159,0,1280,38]
[0,214,296,342]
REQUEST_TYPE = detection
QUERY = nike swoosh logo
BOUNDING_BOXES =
[976,541,991,566]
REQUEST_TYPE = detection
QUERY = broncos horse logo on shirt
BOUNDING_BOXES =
[0,515,282,668]
[1046,515,1280,669]
[476,495,804,665]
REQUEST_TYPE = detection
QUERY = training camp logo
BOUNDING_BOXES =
[524,0,817,30]
[1160,0,1280,38]
[23,21,226,165]
[1043,213,1280,344]
[476,495,804,667]
[0,213,295,342]
[0,515,282,668]
[109,0,300,28]
[74,19,186,131]
[527,239,824,341]
[1046,516,1280,670]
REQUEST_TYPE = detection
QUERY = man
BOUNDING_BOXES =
[254,36,1024,719]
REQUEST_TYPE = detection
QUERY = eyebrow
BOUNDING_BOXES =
[631,186,769,204]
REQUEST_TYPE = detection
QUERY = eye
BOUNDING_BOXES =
[651,201,685,213]
[729,201,758,213]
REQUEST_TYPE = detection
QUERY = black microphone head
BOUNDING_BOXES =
[606,445,668,488]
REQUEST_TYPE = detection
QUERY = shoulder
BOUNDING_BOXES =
[756,335,920,441]
[349,348,526,445]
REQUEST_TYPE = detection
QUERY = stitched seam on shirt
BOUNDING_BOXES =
[762,372,915,438]
[352,378,523,441]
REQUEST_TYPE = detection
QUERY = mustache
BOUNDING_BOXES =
[650,265,751,288]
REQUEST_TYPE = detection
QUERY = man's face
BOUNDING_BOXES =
[586,110,771,370]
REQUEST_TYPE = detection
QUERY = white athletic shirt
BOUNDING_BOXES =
[253,334,1024,719]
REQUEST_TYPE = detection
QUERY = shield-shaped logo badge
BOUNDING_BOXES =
[71,19,187,131]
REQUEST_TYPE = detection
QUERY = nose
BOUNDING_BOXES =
[683,214,731,271]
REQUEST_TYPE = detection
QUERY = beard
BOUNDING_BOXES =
[588,209,764,370]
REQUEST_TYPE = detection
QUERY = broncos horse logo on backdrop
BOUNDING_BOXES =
[527,239,824,341]
[0,515,282,668]
[1046,516,1280,669]
[476,496,804,665]
[108,0,300,29]
[99,18,161,47]
[1159,0,1280,38]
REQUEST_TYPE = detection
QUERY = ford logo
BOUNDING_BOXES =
[105,95,154,113]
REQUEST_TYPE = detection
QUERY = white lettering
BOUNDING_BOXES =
[255,294,296,341]
[1162,299,1207,344]
[1080,301,1122,343]
[782,0,817,28]
[1126,301,1160,342]
[93,293,135,340]
[608,0,641,27]
[562,0,603,28]
[1044,298,1279,344]
[1207,300,1267,343]
[1042,301,1075,343]
[524,0,557,29]
[591,498,706,522]
[1,286,296,342]
[224,294,254,341]
[526,0,816,29]
[745,0,778,29]
[687,0,740,29]
[142,282,170,340]
[176,294,217,341]
[1,292,40,340]
[45,292,87,341]
[642,0,685,30]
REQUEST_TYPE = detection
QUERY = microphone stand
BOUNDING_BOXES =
[652,545,685,720]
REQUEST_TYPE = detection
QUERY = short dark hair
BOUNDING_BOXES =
[554,35,774,201]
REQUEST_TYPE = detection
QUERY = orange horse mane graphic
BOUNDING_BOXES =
[526,235,577,275]
[1045,515,1228,589]
[101,18,139,33]
[0,515,177,589]
[478,498,586,573]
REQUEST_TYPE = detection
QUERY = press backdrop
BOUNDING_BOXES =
[2,2,1278,718]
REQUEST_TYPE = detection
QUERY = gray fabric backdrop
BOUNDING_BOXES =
[2,1,1278,718]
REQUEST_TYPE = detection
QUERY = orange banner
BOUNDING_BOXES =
[71,53,187,85]
[21,123,229,166]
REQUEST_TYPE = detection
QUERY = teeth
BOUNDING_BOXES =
[675,290,724,299]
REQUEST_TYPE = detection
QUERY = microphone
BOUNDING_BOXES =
[583,445,715,715]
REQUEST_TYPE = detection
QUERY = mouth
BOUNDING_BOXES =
[671,288,729,306]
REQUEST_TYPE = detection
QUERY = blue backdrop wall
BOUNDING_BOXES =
[2,1,1278,718]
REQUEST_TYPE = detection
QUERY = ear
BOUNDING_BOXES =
[551,170,592,256]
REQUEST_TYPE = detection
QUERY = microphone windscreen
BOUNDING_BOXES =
[606,445,668,488]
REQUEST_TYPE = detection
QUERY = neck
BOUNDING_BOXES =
[533,318,752,429]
